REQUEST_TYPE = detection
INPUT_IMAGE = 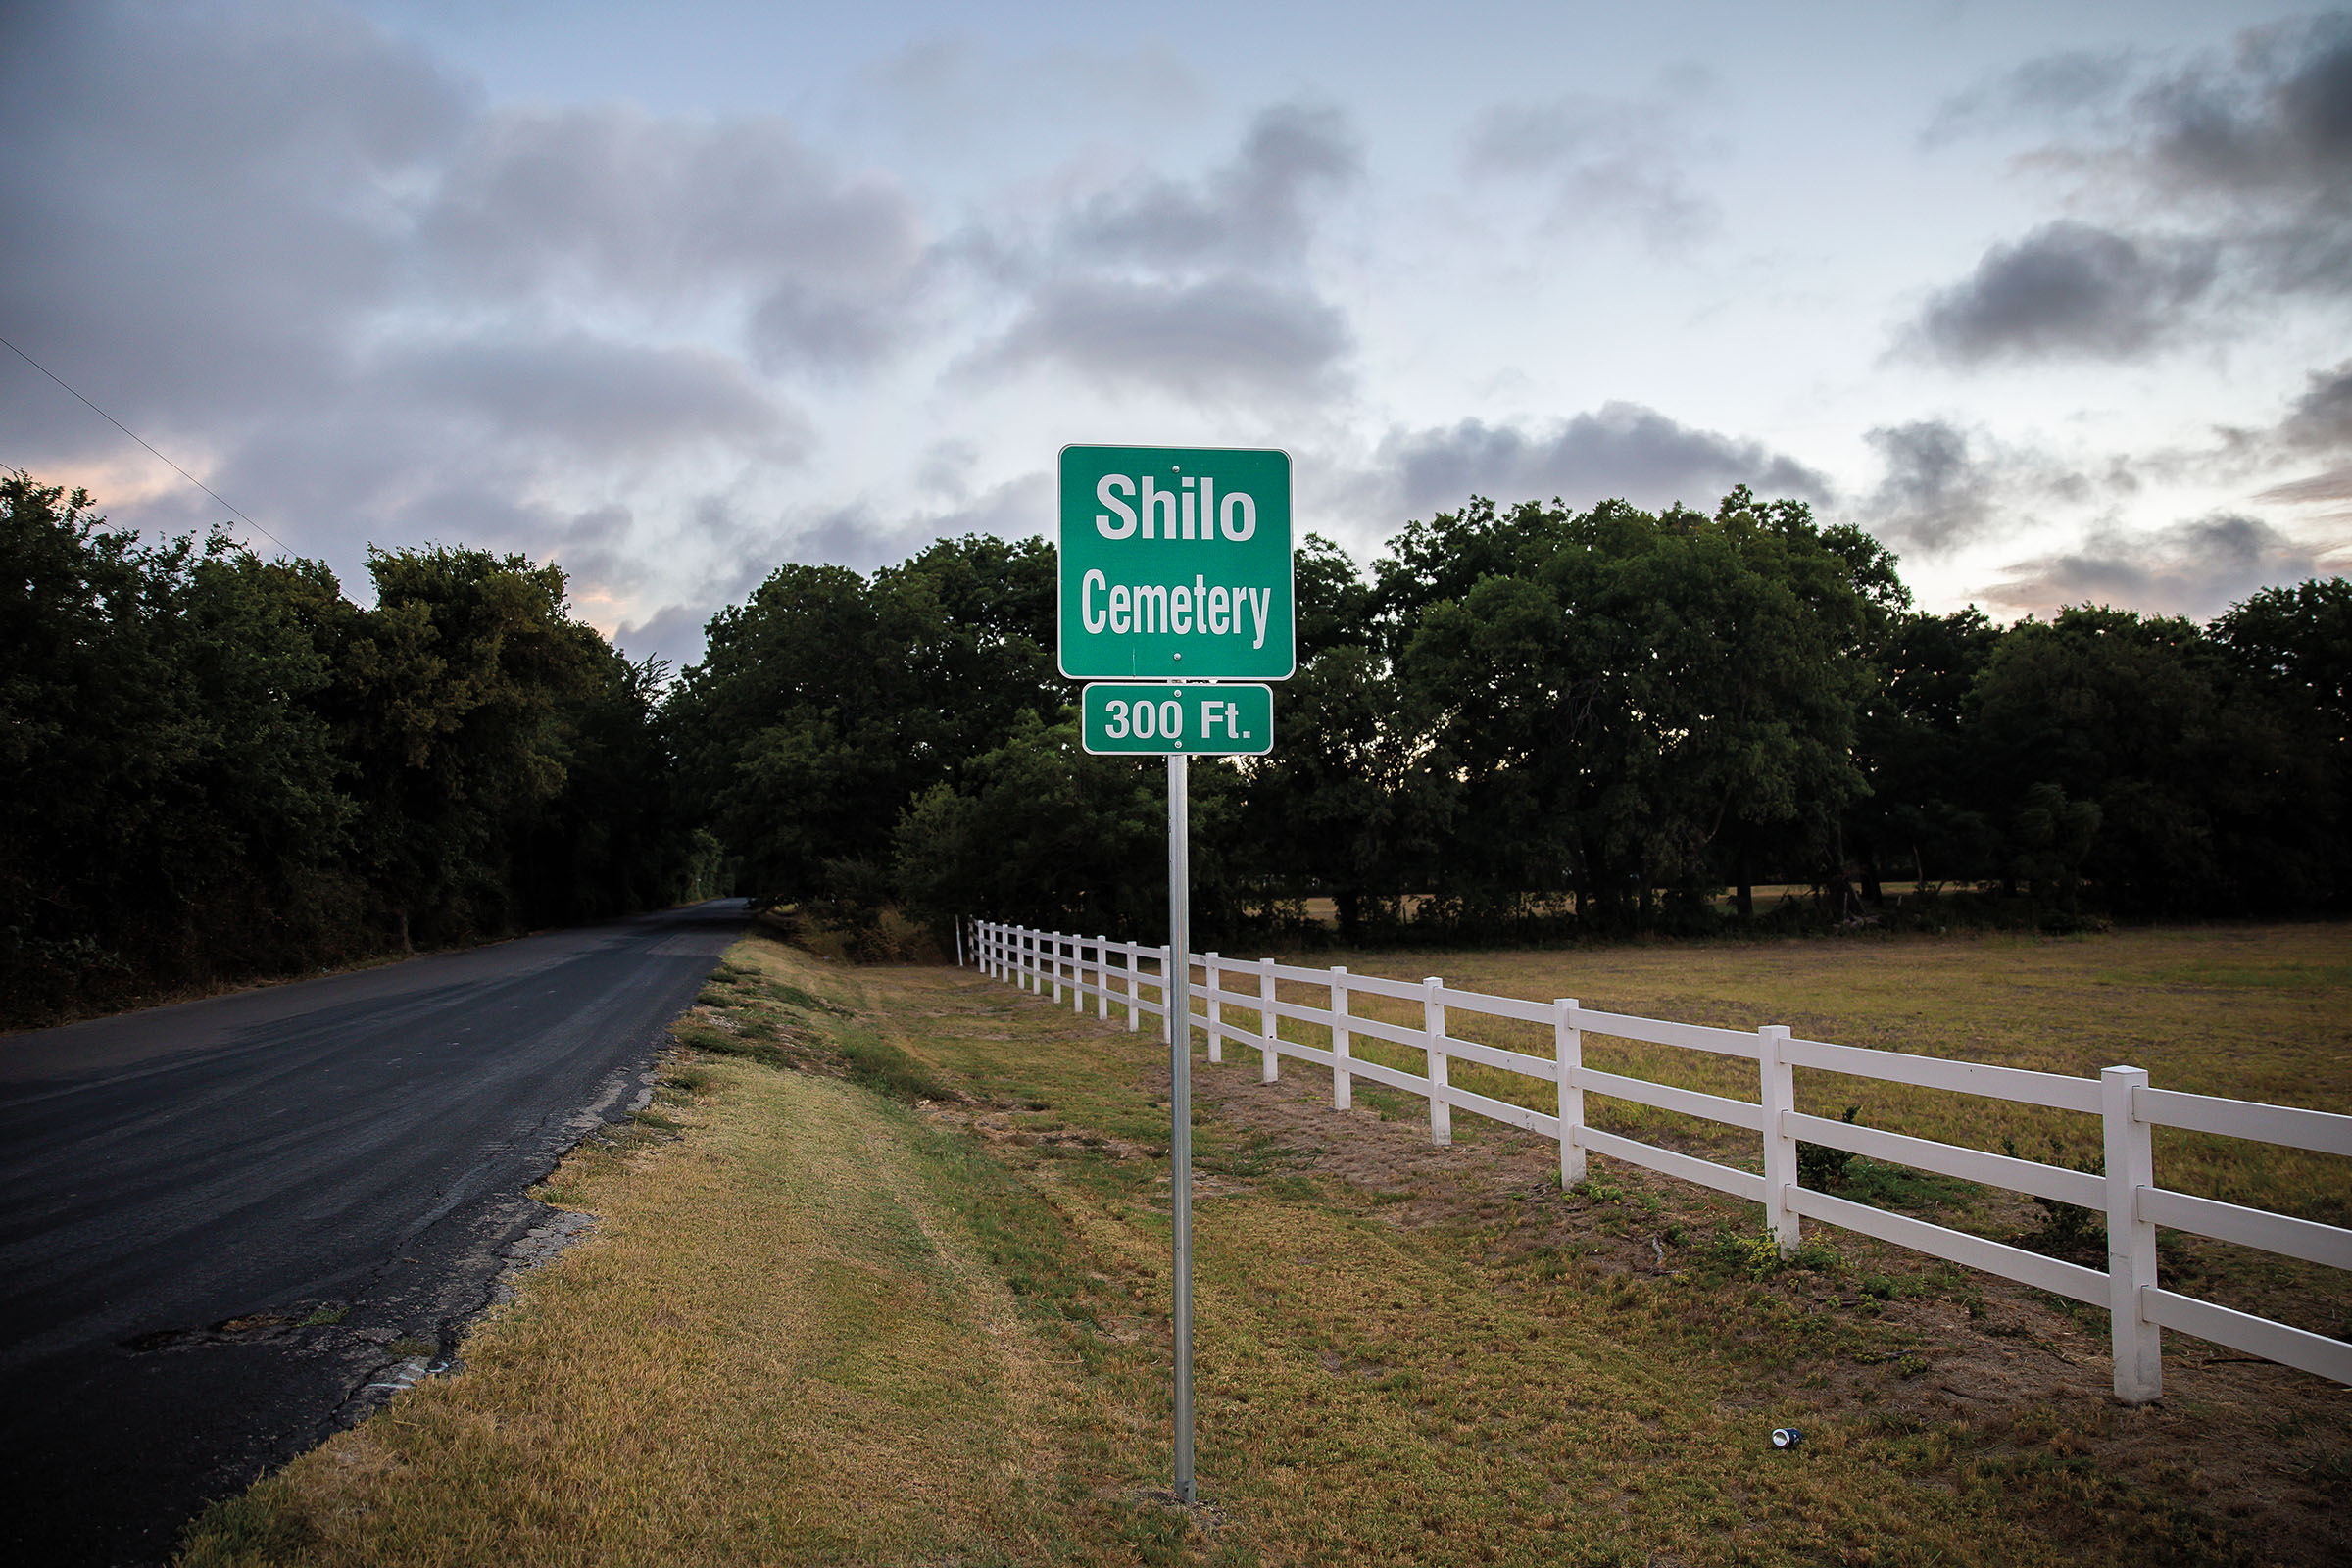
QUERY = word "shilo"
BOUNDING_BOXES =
[1091,474,1259,540]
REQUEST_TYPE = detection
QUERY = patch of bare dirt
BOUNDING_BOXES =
[920,1100,1159,1162]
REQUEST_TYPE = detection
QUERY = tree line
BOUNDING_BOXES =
[673,485,2349,949]
[2,473,716,1024]
[7,468,2344,1021]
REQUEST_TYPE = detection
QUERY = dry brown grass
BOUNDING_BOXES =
[181,924,2350,1567]
[182,941,1101,1566]
[1191,925,2352,1223]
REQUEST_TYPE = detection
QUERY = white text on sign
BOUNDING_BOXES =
[1099,694,1256,745]
[1093,474,1258,541]
[1077,572,1274,648]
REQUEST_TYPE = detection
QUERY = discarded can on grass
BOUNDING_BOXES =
[1771,1427,1802,1449]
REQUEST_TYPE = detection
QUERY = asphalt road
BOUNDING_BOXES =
[0,898,749,1566]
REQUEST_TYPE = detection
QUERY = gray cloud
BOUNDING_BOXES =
[1920,50,2137,144]
[1465,90,1717,247]
[1979,513,2324,618]
[746,283,907,373]
[2253,465,2352,508]
[2228,362,2352,513]
[0,1,468,454]
[1861,421,2000,555]
[1905,16,2352,365]
[786,470,1051,575]
[612,601,712,673]
[0,0,929,611]
[2252,356,2352,512]
[419,103,926,336]
[1376,403,1828,517]
[1911,221,2217,362]
[1062,102,1361,269]
[2277,360,2352,452]
[975,275,1350,404]
[965,105,1363,407]
[853,35,1206,154]
[1857,418,2153,557]
[2127,14,2352,294]
[382,333,806,459]
[2132,16,2352,204]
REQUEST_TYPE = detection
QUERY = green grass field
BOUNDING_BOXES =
[181,924,2350,1567]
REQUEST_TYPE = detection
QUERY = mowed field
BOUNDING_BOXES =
[182,924,2350,1567]
[1252,924,2352,1227]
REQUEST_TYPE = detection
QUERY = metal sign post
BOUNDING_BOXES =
[1056,442,1293,1512]
[1166,751,1195,1503]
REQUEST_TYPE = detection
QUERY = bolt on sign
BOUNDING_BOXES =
[1057,444,1294,681]
[1081,682,1274,756]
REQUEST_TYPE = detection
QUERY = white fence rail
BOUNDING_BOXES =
[967,918,2352,1401]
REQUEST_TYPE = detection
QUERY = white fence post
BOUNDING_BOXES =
[1159,946,1173,1043]
[1126,945,1141,1031]
[1051,933,1064,1004]
[955,918,964,968]
[1425,976,1450,1147]
[1071,934,1085,1014]
[1555,999,1585,1188]
[1259,957,1279,1083]
[1204,953,1222,1063]
[1096,937,1110,1020]
[1331,967,1352,1111]
[1759,1025,1797,1254]
[2103,1065,2163,1403]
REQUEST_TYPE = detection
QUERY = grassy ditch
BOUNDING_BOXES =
[182,929,2348,1566]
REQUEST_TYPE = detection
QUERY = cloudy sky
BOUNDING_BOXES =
[5,1,2347,665]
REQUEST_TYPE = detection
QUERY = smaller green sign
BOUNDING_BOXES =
[1082,683,1272,756]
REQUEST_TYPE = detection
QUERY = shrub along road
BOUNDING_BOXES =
[0,898,748,1566]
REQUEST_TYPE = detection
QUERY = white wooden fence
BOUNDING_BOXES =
[967,918,2352,1402]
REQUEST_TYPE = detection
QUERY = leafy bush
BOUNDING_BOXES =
[1796,1105,1862,1188]
[2002,1134,2107,1259]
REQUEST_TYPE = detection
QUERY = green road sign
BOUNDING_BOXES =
[1058,445,1293,680]
[1081,683,1273,756]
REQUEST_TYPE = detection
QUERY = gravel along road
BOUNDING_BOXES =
[0,898,749,1566]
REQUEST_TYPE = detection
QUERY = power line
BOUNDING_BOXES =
[0,331,295,558]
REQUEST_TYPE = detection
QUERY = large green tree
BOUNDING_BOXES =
[1966,606,2331,915]
[667,534,1060,906]
[2,472,699,1021]
[2,474,362,1008]
[1369,488,1882,930]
